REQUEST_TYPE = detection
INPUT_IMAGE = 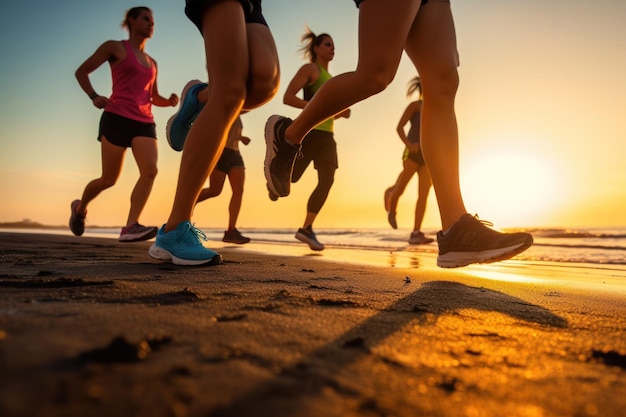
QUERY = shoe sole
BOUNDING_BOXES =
[148,243,222,266]
[166,79,203,151]
[436,237,533,268]
[222,239,250,244]
[222,237,251,244]
[295,232,325,251]
[119,227,158,242]
[384,187,393,213]
[408,238,434,245]
[264,115,284,198]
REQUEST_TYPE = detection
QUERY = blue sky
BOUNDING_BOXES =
[1,1,625,230]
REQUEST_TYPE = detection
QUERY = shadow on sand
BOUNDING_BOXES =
[208,280,568,416]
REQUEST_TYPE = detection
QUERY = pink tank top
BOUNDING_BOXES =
[104,40,156,123]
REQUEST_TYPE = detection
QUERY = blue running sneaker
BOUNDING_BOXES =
[148,221,222,266]
[166,80,208,151]
[264,115,300,198]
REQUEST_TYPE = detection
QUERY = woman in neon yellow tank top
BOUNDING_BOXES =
[279,28,351,251]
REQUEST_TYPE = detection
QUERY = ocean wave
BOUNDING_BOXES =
[3,226,625,267]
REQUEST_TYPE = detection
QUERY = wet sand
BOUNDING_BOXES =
[0,232,625,417]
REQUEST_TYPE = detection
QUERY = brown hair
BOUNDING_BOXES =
[407,76,422,99]
[299,26,332,63]
[121,6,152,31]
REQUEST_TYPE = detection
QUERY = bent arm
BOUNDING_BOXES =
[283,64,316,110]
[150,61,178,107]
[75,40,119,107]
[396,101,420,147]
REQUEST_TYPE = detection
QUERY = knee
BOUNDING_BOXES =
[99,177,117,189]
[368,74,394,96]
[245,72,280,110]
[358,66,396,97]
[140,165,158,181]
[213,183,226,195]
[231,184,244,196]
[319,171,335,190]
[223,85,248,111]
[422,67,459,101]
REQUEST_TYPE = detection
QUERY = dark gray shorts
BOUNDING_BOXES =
[185,0,267,33]
[291,129,338,183]
[215,148,245,173]
[98,112,156,148]
[403,147,426,167]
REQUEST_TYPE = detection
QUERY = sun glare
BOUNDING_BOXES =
[461,143,561,227]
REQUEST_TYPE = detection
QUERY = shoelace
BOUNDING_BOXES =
[471,214,493,227]
[185,223,208,244]
[275,119,301,166]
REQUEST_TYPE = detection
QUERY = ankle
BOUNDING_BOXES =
[284,125,299,146]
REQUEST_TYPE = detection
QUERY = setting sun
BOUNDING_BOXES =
[461,140,561,227]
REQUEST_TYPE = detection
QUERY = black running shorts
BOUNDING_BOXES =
[98,111,157,148]
[185,0,268,33]
[354,0,429,8]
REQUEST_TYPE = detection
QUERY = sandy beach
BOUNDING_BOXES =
[1,232,625,417]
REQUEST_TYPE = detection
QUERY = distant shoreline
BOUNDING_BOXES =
[0,221,118,230]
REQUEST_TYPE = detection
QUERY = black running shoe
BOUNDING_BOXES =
[69,199,86,236]
[436,214,533,268]
[384,186,393,213]
[222,228,251,244]
[119,223,158,242]
[388,211,398,229]
[409,231,434,245]
[295,226,325,251]
[264,115,300,197]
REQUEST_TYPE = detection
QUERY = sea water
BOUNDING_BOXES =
[12,226,623,266]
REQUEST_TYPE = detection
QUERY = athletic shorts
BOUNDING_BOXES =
[292,129,338,182]
[98,111,157,148]
[403,147,426,167]
[354,0,429,8]
[215,148,245,173]
[185,0,268,33]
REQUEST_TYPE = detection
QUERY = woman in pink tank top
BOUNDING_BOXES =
[70,7,179,243]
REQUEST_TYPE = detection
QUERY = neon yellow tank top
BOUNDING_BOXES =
[303,63,334,132]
